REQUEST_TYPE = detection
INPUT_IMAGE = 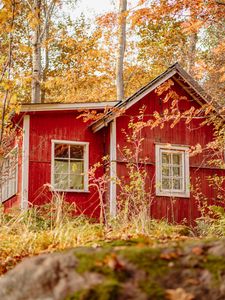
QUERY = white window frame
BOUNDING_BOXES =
[51,140,89,193]
[155,144,190,198]
[0,145,18,203]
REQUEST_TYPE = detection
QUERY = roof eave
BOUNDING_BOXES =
[91,63,220,133]
[91,67,177,132]
[21,101,119,112]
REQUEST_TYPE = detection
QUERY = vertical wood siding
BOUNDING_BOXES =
[28,110,106,218]
[116,81,225,224]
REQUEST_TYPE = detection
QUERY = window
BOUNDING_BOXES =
[51,140,89,192]
[155,144,190,198]
[0,146,18,202]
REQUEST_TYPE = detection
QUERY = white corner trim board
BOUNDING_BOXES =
[109,119,117,217]
[21,114,30,210]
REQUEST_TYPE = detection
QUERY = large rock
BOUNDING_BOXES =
[0,251,102,300]
[1,240,225,300]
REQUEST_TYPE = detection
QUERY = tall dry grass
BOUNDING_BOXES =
[0,191,190,275]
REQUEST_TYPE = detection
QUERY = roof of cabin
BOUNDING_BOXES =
[21,101,119,112]
[91,62,222,133]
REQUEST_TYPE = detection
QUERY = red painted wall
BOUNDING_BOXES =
[28,110,106,218]
[116,81,224,224]
[3,80,224,225]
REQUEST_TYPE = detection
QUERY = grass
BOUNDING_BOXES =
[0,194,192,276]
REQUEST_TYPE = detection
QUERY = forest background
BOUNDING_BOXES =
[0,0,224,109]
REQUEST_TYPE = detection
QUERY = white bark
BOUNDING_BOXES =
[187,32,198,75]
[30,0,56,103]
[31,0,42,103]
[116,0,127,101]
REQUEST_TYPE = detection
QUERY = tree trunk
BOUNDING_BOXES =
[187,6,198,75]
[116,0,127,101]
[187,32,198,75]
[42,14,49,102]
[31,0,42,103]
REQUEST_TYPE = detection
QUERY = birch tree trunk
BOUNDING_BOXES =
[116,0,127,101]
[187,7,198,75]
[31,0,42,103]
[42,9,49,102]
[187,32,198,75]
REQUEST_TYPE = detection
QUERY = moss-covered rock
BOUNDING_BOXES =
[2,239,225,300]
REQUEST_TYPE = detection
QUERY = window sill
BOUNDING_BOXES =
[156,191,190,198]
[51,189,90,193]
[1,193,17,203]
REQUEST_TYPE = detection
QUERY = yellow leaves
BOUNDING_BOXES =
[166,288,194,300]
[19,44,32,54]
[10,93,16,103]
[0,80,14,91]
[0,8,9,24]
[27,11,41,30]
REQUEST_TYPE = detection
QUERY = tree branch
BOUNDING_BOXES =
[39,0,56,43]
[216,0,225,5]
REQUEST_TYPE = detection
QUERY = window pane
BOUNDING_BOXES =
[54,174,68,189]
[162,153,170,164]
[173,153,182,165]
[70,175,84,190]
[70,145,84,159]
[0,147,18,202]
[70,161,84,175]
[2,159,9,183]
[55,144,69,158]
[162,178,171,189]
[55,160,68,174]
[173,167,181,177]
[162,166,170,176]
[173,179,182,190]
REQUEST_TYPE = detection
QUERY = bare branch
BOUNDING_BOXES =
[24,0,36,13]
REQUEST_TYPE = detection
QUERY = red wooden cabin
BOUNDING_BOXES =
[1,63,224,224]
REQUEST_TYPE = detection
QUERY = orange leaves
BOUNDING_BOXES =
[166,288,194,300]
[189,144,202,157]
[204,104,214,115]
[97,12,117,28]
[184,106,195,124]
[160,250,180,260]
[182,20,204,34]
[77,110,105,123]
[155,79,174,96]
[95,253,125,272]
[191,246,203,256]
[219,73,225,83]
[104,253,125,271]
